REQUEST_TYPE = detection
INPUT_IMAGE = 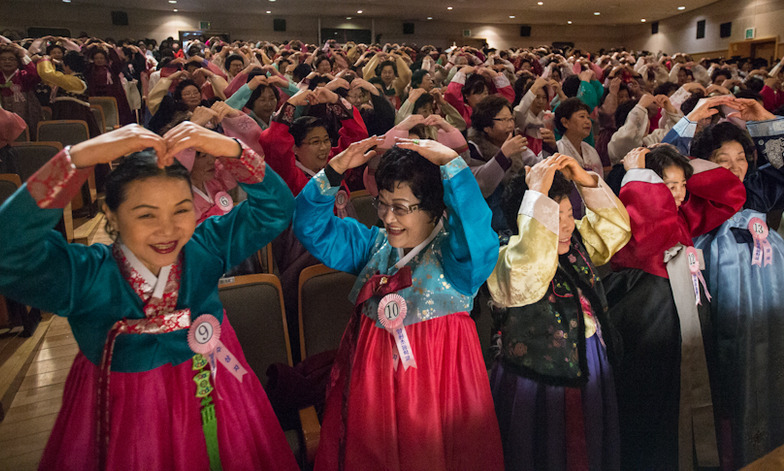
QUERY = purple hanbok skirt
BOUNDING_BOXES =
[490,334,620,471]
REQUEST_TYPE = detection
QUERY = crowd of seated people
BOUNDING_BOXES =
[1,28,784,470]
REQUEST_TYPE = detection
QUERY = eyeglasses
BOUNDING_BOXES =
[372,198,421,217]
[303,138,332,147]
[492,117,515,124]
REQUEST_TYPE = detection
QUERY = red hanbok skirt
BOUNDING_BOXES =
[315,311,504,471]
[39,317,299,471]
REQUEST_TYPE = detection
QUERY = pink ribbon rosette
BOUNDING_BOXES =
[378,293,417,371]
[335,188,349,219]
[188,314,247,382]
[685,247,711,306]
[748,217,773,267]
[214,191,234,214]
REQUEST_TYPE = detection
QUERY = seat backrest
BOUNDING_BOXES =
[349,189,378,229]
[298,264,357,359]
[90,106,106,136]
[8,142,63,181]
[14,127,30,142]
[218,274,292,386]
[37,120,90,147]
[41,106,52,121]
[89,96,119,131]
[0,173,22,205]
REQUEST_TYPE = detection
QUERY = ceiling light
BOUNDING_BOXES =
[678,5,685,10]
[641,18,646,22]
[537,1,543,4]
[447,6,453,10]
[567,20,572,24]
[594,11,600,15]
[266,10,271,13]
[357,9,363,13]
[168,0,176,3]
[62,0,71,3]
[509,15,515,18]
[427,16,433,20]
[173,8,178,11]
[346,16,352,19]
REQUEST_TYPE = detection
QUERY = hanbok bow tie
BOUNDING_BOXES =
[354,265,413,307]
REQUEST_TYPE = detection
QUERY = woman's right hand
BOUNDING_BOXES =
[501,133,528,157]
[287,89,317,107]
[524,155,562,195]
[328,136,385,174]
[69,124,167,168]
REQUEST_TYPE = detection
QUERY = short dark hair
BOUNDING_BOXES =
[645,145,694,180]
[462,73,488,101]
[411,69,429,89]
[105,150,191,212]
[63,51,87,73]
[471,95,512,132]
[555,97,590,134]
[653,81,680,97]
[225,54,245,70]
[502,171,572,235]
[561,75,581,98]
[614,99,638,129]
[745,77,764,93]
[174,79,200,102]
[376,60,397,77]
[690,122,754,163]
[412,93,435,114]
[711,68,732,83]
[375,146,445,222]
[314,54,333,69]
[290,116,327,146]
[292,63,312,83]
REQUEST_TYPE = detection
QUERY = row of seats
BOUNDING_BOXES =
[217,265,356,466]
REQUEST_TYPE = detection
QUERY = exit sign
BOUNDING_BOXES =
[200,21,211,30]
[745,27,755,39]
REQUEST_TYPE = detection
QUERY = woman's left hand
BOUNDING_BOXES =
[162,121,242,163]
[395,137,458,166]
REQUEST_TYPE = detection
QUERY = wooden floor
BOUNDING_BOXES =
[0,215,107,471]
[0,315,76,470]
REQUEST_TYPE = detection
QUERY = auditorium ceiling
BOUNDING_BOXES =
[42,0,720,25]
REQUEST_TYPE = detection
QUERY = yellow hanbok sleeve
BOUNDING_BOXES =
[488,189,559,308]
[574,174,631,266]
[487,172,631,308]
[36,60,86,94]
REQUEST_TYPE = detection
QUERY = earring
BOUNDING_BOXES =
[104,219,119,240]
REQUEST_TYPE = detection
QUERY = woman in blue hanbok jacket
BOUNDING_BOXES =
[668,97,784,468]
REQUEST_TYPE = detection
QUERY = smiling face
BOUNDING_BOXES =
[180,84,202,110]
[92,51,107,67]
[484,106,515,146]
[227,59,244,76]
[293,126,331,173]
[378,181,436,250]
[557,197,575,255]
[710,140,748,181]
[419,73,433,92]
[531,88,548,115]
[662,165,687,208]
[380,65,396,86]
[105,176,196,275]
[252,86,278,120]
[561,109,592,140]
[0,52,19,75]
